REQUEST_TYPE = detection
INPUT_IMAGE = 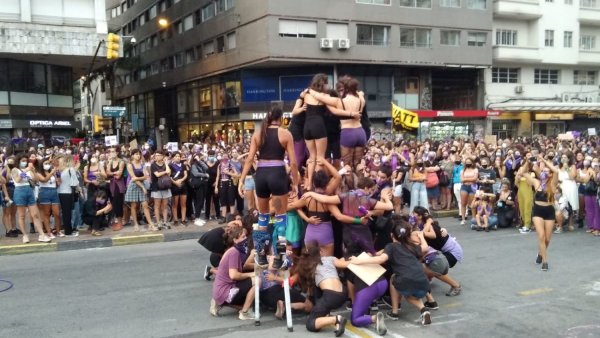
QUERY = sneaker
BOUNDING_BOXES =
[194,218,206,227]
[553,228,563,234]
[58,230,65,238]
[334,315,346,337]
[203,265,212,281]
[535,254,542,265]
[376,312,387,336]
[424,301,439,310]
[446,285,462,297]
[519,227,531,234]
[379,295,392,308]
[370,302,379,312]
[6,230,18,238]
[22,235,30,244]
[238,309,255,321]
[47,233,56,240]
[541,262,549,271]
[218,217,227,224]
[255,254,269,268]
[345,301,353,311]
[91,230,102,237]
[209,298,221,317]
[65,231,79,238]
[386,310,400,321]
[460,220,465,225]
[38,235,51,243]
[420,308,432,325]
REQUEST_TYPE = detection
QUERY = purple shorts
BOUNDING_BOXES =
[304,222,334,247]
[294,140,309,169]
[340,127,367,148]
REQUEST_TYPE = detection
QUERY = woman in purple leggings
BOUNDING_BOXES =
[347,271,388,336]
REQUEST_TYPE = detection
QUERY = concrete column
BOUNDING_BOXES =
[94,0,108,34]
[20,0,31,22]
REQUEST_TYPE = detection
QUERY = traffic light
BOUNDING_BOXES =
[283,116,291,127]
[94,115,113,133]
[106,33,121,60]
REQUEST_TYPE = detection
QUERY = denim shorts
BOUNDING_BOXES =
[38,187,60,205]
[244,176,255,190]
[14,186,36,207]
[460,184,477,195]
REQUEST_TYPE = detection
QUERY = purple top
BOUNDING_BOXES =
[212,247,244,305]
[337,191,378,218]
[441,236,463,263]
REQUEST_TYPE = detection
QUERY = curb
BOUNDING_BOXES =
[0,230,205,256]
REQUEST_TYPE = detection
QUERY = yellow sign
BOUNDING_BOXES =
[392,103,419,132]
[535,113,574,121]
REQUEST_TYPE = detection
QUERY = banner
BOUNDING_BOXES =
[392,103,419,133]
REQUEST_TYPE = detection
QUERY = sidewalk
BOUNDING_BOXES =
[0,221,219,256]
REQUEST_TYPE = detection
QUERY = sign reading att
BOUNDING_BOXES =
[102,106,126,118]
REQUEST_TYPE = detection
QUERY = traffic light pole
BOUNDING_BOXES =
[85,40,105,144]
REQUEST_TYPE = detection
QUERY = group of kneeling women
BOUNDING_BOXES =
[202,202,463,336]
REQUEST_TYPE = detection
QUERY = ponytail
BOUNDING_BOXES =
[258,108,283,149]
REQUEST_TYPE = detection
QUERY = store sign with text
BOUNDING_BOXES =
[240,112,293,121]
[11,119,75,129]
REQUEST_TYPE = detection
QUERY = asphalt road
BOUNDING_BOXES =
[1,218,600,338]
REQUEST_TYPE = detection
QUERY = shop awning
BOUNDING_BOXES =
[415,110,501,118]
[487,102,600,112]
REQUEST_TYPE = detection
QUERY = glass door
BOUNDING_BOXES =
[532,121,565,136]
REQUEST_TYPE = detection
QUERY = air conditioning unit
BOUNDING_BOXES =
[562,93,571,102]
[514,85,523,94]
[320,38,333,49]
[585,95,597,103]
[338,38,350,49]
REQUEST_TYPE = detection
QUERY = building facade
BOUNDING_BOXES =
[108,0,494,142]
[0,0,108,144]
[485,0,600,138]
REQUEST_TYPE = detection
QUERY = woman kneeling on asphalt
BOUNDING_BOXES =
[210,226,256,320]
[82,190,113,236]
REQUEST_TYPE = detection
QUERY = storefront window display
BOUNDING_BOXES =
[419,120,485,140]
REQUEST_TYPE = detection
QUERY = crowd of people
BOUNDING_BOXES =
[2,73,599,335]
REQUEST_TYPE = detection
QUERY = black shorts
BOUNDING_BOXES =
[304,117,328,140]
[254,166,289,199]
[219,180,236,206]
[226,278,253,306]
[443,251,458,268]
[260,285,306,309]
[326,136,341,160]
[171,185,187,196]
[532,203,555,221]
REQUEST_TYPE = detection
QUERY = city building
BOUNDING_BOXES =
[107,0,494,142]
[485,0,600,138]
[0,0,108,144]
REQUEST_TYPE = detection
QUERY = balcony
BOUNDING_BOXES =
[493,45,541,63]
[579,4,600,26]
[493,0,542,20]
[579,50,600,65]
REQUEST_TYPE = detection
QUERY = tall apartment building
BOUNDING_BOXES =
[107,0,494,142]
[485,0,600,138]
[0,0,108,143]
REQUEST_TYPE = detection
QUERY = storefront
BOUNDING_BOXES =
[0,117,76,147]
[415,110,500,140]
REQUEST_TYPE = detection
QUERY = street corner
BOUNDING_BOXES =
[111,233,165,246]
[0,242,58,256]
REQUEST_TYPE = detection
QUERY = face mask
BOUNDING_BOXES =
[59,150,65,154]
[234,238,248,256]
[450,150,457,154]
[216,155,222,161]
[496,152,502,157]
[408,215,417,226]
[96,199,106,205]
[455,161,461,165]
[19,162,27,168]
[144,145,150,150]
[583,147,588,152]
[514,152,521,157]
[7,162,14,169]
[562,158,569,164]
[502,143,507,149]
[208,156,216,162]
[481,163,488,168]
[593,163,599,168]
[66,150,72,155]
[222,157,229,163]
[584,160,591,167]
[417,163,424,167]
[465,163,472,168]
[46,150,52,155]
[43,164,52,171]
[91,158,98,164]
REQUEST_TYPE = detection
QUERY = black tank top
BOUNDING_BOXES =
[305,104,326,119]
[259,127,285,161]
[535,190,549,202]
[306,197,331,222]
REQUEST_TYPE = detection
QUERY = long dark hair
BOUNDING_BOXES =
[296,244,322,292]
[309,73,329,93]
[258,108,283,149]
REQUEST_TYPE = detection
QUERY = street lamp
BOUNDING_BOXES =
[158,17,169,28]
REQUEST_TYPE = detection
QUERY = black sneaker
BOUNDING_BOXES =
[29,224,36,234]
[535,254,542,265]
[255,254,268,267]
[16,229,23,235]
[379,295,392,308]
[204,265,212,281]
[424,301,439,310]
[6,230,18,238]
[218,217,227,224]
[541,262,548,271]
[272,255,288,270]
[345,301,353,311]
[420,308,432,325]
[386,311,400,321]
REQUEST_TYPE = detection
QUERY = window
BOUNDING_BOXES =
[149,5,157,19]
[174,20,183,34]
[534,69,559,84]
[183,15,193,31]
[203,41,215,57]
[574,70,597,85]
[160,58,171,72]
[173,53,183,68]
[326,23,349,39]
[278,19,317,38]
[399,0,432,8]
[441,30,461,46]
[491,68,519,83]
[356,0,391,4]
[217,0,235,12]
[496,29,517,45]
[139,39,147,53]
[581,35,596,50]
[357,24,390,46]
[185,49,196,64]
[46,65,72,95]
[467,32,487,46]
[440,0,461,7]
[227,32,236,49]
[565,0,573,4]
[546,0,553,2]
[564,31,573,47]
[201,2,215,21]
[467,0,486,9]
[400,28,431,47]
[216,36,225,53]
[580,0,598,8]
[151,62,160,75]
[9,61,46,93]
[139,13,145,26]
[545,30,554,47]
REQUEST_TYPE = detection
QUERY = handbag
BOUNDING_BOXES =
[425,171,440,188]
[585,180,598,194]
[157,175,172,190]
[438,170,449,186]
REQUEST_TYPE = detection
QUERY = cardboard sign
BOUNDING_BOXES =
[129,139,138,149]
[589,128,597,136]
[484,135,497,146]
[166,142,179,152]
[558,133,574,141]
[104,135,118,146]
[347,252,387,286]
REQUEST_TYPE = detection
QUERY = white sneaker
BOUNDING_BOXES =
[22,235,30,244]
[209,299,221,317]
[38,235,52,243]
[58,231,65,238]
[194,218,206,227]
[65,231,79,237]
[47,233,56,239]
[238,309,255,321]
